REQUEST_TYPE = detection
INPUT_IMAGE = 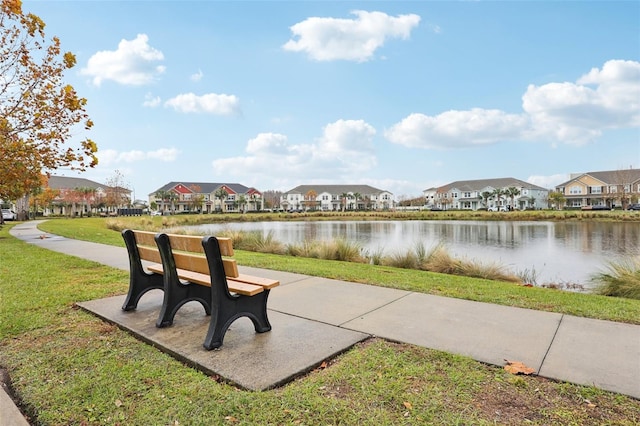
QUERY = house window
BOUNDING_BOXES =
[463,192,471,198]
[452,193,458,198]
[609,186,617,193]
[590,186,602,194]
[569,185,582,195]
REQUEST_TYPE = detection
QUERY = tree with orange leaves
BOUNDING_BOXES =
[0,0,97,216]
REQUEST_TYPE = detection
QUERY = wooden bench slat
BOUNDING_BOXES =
[166,234,234,257]
[146,264,263,296]
[133,230,157,247]
[137,245,162,264]
[234,274,279,289]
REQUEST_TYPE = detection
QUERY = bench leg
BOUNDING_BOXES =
[156,280,212,328]
[122,229,163,311]
[203,290,272,350]
[122,269,164,311]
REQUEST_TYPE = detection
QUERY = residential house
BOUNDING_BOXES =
[281,184,394,211]
[424,178,548,211]
[149,182,264,213]
[555,168,640,209]
[45,175,132,216]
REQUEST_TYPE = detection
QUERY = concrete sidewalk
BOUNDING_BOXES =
[5,221,639,421]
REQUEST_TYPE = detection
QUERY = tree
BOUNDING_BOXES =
[480,191,492,209]
[505,187,521,211]
[0,0,97,216]
[214,187,228,213]
[155,190,169,213]
[491,188,506,209]
[340,192,350,212]
[304,189,317,211]
[352,192,361,210]
[548,191,566,210]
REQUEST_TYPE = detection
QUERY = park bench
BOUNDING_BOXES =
[121,229,279,349]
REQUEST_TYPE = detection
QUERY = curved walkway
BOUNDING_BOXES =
[4,221,639,422]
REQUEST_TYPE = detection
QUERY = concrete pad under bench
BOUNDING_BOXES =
[77,291,369,391]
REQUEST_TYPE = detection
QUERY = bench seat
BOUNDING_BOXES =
[146,264,266,296]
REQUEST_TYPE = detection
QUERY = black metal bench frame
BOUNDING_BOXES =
[154,233,272,350]
[121,229,212,323]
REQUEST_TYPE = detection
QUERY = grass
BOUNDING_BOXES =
[1,220,640,424]
[37,217,640,323]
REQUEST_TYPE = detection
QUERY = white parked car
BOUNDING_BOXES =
[2,209,17,220]
[487,206,508,212]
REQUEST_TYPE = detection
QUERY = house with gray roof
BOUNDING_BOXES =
[555,168,640,209]
[281,184,394,211]
[149,182,263,213]
[424,178,548,211]
[45,175,132,216]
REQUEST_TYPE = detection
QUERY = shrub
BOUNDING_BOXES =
[592,256,640,300]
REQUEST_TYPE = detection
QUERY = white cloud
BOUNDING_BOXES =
[523,59,640,145]
[97,148,180,166]
[212,119,377,180]
[527,174,569,190]
[386,59,640,149]
[385,109,529,149]
[283,10,420,62]
[147,148,181,162]
[190,69,204,82]
[143,93,161,108]
[164,92,240,115]
[81,34,165,86]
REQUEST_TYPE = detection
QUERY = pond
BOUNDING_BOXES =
[181,220,640,290]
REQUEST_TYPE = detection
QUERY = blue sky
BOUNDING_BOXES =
[24,0,640,200]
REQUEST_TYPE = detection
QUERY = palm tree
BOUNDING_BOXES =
[340,192,350,212]
[155,190,169,213]
[352,192,361,210]
[505,187,521,211]
[237,194,247,213]
[214,187,228,213]
[166,191,178,214]
[491,188,506,210]
[480,191,492,209]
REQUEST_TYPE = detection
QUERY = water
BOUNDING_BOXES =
[181,220,640,289]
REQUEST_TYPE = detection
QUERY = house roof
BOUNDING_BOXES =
[284,184,390,195]
[557,169,640,187]
[433,177,547,194]
[47,175,107,191]
[150,182,256,196]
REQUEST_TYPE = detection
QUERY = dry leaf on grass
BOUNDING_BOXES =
[504,359,536,375]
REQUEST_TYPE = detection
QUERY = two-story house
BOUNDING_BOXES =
[424,178,548,211]
[555,169,640,209]
[149,182,264,214]
[281,184,394,212]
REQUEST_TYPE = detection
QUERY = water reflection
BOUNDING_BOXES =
[183,220,639,289]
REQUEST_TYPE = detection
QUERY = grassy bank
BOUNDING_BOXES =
[37,217,640,324]
[1,222,639,425]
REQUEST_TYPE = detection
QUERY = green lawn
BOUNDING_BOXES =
[1,218,639,425]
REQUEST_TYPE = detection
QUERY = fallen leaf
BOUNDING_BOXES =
[504,360,536,375]
[403,401,413,410]
[114,399,123,407]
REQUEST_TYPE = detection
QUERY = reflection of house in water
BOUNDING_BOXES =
[554,222,640,255]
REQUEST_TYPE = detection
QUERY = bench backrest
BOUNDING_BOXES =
[129,230,239,278]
